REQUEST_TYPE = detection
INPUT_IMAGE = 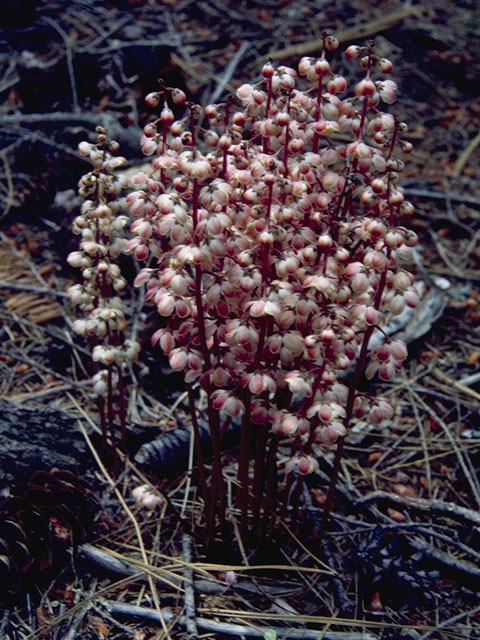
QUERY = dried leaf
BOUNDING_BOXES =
[393,483,417,498]
[387,508,407,523]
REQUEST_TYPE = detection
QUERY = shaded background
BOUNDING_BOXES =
[1,0,479,227]
[1,0,480,634]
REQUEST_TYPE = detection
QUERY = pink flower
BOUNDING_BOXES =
[132,485,163,509]
[169,348,188,371]
[157,291,176,316]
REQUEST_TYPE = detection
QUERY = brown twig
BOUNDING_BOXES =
[262,7,424,61]
[358,491,480,527]
[101,600,379,639]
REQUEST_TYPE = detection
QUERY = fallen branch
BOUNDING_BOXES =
[409,537,480,581]
[101,601,378,640]
[181,533,198,640]
[403,188,480,207]
[78,543,306,597]
[263,7,423,61]
[358,491,480,527]
[0,280,68,298]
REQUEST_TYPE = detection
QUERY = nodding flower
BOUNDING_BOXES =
[118,41,415,478]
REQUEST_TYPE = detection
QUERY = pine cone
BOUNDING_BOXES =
[0,468,98,598]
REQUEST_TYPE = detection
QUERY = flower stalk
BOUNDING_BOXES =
[67,127,140,465]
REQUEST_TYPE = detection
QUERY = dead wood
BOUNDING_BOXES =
[0,399,93,490]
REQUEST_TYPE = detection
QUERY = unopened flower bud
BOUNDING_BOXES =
[262,62,274,77]
[355,79,376,97]
[171,88,186,104]
[378,58,393,73]
[325,36,339,51]
[145,92,160,107]
[345,45,361,60]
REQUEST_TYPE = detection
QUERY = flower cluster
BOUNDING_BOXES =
[68,128,140,369]
[125,39,417,476]
[67,127,140,451]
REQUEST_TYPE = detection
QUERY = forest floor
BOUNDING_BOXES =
[1,1,480,639]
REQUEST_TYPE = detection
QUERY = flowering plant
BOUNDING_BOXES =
[120,36,416,544]
[67,127,140,460]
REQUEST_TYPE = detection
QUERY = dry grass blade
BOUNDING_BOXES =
[411,390,480,509]
[0,240,63,323]
[75,418,173,640]
[101,600,381,639]
[193,606,468,638]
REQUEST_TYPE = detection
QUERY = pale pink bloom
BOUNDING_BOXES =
[191,159,213,180]
[142,139,157,155]
[390,294,406,315]
[328,75,347,93]
[321,170,340,191]
[281,414,300,435]
[160,107,174,124]
[345,45,360,60]
[298,56,315,76]
[284,372,312,397]
[132,485,164,510]
[211,391,245,417]
[170,274,188,296]
[351,272,369,294]
[156,193,176,214]
[247,300,266,317]
[145,92,160,107]
[211,367,231,387]
[384,231,404,248]
[318,405,332,422]
[405,287,419,307]
[169,348,188,371]
[225,570,237,585]
[249,373,266,395]
[317,423,345,444]
[78,141,91,156]
[72,319,87,335]
[137,221,152,239]
[364,307,379,325]
[378,80,397,104]
[375,344,391,362]
[282,332,304,357]
[157,292,176,316]
[390,340,408,361]
[355,78,376,97]
[175,299,191,318]
[378,362,396,381]
[153,330,174,353]
[296,455,319,475]
[379,58,393,73]
[365,360,380,380]
[237,83,254,101]
[187,351,202,371]
[132,172,148,185]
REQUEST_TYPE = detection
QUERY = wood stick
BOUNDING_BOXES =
[101,601,379,639]
[262,7,424,62]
